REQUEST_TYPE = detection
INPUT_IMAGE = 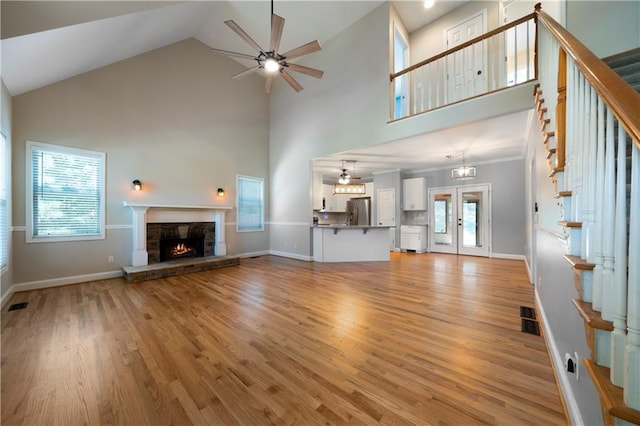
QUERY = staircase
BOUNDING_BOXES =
[605,48,640,94]
[535,36,640,425]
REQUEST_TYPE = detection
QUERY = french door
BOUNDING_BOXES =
[429,184,490,257]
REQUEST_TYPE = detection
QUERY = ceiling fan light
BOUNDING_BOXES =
[264,57,280,73]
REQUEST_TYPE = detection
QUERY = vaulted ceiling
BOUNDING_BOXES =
[1,0,531,179]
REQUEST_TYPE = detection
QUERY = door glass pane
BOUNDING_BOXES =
[434,194,453,246]
[461,192,482,247]
[434,199,447,233]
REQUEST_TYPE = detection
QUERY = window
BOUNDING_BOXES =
[26,141,105,242]
[236,175,264,232]
[393,26,409,119]
[0,131,8,270]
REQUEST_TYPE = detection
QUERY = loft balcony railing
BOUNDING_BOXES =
[390,12,537,121]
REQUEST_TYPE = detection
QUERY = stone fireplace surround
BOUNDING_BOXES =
[123,202,232,267]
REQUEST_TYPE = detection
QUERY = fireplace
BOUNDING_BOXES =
[160,237,204,261]
[147,222,214,264]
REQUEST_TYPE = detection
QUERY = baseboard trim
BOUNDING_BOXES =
[10,270,124,295]
[268,250,313,262]
[1,286,16,308]
[524,257,533,284]
[535,289,584,426]
[491,253,526,261]
[237,250,270,259]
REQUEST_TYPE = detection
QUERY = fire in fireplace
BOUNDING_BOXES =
[147,222,215,264]
[160,237,205,262]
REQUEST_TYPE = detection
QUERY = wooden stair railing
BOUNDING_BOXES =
[535,4,640,148]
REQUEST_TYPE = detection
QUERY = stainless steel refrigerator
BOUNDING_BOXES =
[346,197,371,226]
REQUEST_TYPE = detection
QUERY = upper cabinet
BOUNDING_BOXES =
[312,172,323,211]
[402,177,426,211]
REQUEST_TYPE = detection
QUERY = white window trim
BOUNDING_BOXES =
[26,140,106,243]
[236,174,264,233]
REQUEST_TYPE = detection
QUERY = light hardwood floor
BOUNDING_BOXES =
[1,253,567,425]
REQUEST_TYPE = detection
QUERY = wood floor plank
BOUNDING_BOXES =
[1,253,567,425]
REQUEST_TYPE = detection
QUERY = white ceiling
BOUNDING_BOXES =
[314,109,534,180]
[1,0,531,179]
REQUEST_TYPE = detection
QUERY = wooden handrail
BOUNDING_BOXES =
[389,12,537,81]
[535,5,640,148]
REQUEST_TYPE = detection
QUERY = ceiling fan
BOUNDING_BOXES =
[338,161,362,184]
[209,0,324,93]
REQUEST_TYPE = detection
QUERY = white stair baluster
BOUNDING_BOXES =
[611,124,629,386]
[625,141,640,410]
[593,110,616,321]
[592,97,606,304]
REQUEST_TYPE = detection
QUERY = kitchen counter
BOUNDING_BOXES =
[313,224,389,234]
[312,225,392,262]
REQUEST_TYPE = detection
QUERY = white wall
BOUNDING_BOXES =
[409,1,500,64]
[11,39,270,285]
[566,0,640,57]
[1,80,13,304]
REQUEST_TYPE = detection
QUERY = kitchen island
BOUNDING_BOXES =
[312,225,392,262]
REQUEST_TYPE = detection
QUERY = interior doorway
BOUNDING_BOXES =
[445,10,487,102]
[429,184,490,257]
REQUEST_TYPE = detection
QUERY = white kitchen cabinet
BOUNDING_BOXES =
[312,171,323,211]
[403,177,426,211]
[322,184,337,211]
[400,225,427,252]
[322,184,348,212]
[335,194,348,212]
[365,182,374,206]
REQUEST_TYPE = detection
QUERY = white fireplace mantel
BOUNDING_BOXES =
[123,201,233,267]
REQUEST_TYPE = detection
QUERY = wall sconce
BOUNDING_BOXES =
[132,180,142,191]
[217,188,225,197]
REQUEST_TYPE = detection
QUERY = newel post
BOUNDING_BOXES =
[555,48,567,170]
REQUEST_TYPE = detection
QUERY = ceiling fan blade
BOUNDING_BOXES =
[281,40,322,60]
[225,19,264,53]
[286,63,324,79]
[209,48,257,61]
[270,14,285,53]
[281,70,303,92]
[232,65,261,80]
[265,74,273,94]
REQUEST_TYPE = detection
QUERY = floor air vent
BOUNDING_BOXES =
[521,318,540,335]
[8,302,28,311]
[520,306,537,320]
[519,306,540,335]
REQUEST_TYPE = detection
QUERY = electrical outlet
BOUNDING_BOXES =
[108,255,114,264]
[564,353,576,375]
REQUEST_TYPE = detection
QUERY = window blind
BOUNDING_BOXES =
[29,142,105,239]
[237,176,264,232]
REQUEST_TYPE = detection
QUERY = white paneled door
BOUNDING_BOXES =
[377,188,396,226]
[429,185,490,257]
[445,10,487,103]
